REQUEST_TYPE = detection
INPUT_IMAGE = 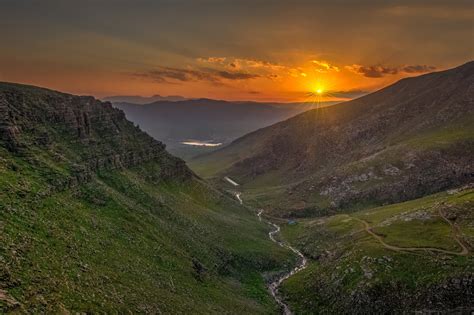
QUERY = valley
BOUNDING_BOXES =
[190,62,474,313]
[191,62,474,217]
[1,1,472,313]
[225,176,309,315]
[0,63,474,314]
[113,99,335,160]
[0,64,472,314]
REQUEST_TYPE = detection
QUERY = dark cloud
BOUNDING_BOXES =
[217,70,260,80]
[365,66,397,77]
[346,64,437,78]
[144,67,214,83]
[134,66,260,84]
[402,64,437,73]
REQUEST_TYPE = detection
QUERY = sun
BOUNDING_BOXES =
[313,85,325,95]
[305,81,331,104]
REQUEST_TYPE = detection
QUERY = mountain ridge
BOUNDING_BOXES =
[0,81,192,185]
[191,61,474,216]
[189,61,474,313]
[103,94,188,103]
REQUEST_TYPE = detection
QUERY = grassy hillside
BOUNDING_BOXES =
[0,83,293,313]
[278,187,473,313]
[190,62,474,217]
[189,63,474,312]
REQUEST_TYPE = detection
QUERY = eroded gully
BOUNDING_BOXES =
[227,177,308,315]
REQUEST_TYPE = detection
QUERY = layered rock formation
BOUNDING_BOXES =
[0,82,192,186]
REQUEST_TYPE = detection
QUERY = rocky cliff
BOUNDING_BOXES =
[0,82,192,186]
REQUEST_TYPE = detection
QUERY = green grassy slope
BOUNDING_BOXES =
[0,83,293,313]
[278,188,474,313]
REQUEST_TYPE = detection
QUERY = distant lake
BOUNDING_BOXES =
[181,140,223,147]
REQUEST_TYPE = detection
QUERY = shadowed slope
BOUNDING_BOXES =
[191,62,474,216]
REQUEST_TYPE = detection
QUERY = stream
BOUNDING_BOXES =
[257,209,308,315]
[228,178,308,315]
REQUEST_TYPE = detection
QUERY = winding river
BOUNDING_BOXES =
[228,178,308,315]
[258,209,308,315]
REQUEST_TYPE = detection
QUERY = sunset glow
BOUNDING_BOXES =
[0,1,471,102]
[312,83,326,96]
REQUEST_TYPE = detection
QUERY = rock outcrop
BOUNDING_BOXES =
[0,82,193,185]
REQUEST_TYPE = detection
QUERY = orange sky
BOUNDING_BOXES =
[0,53,453,103]
[0,1,472,102]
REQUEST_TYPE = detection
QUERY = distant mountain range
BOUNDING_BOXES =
[103,94,188,104]
[113,99,338,160]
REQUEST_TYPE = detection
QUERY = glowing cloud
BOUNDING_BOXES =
[345,64,436,78]
[312,60,340,73]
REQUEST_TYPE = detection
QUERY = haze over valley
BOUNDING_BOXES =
[112,99,331,159]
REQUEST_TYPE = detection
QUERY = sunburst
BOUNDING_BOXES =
[302,82,334,108]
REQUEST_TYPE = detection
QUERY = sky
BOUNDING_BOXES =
[0,0,473,102]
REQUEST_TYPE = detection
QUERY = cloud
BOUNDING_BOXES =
[312,60,340,73]
[216,70,259,80]
[196,57,227,66]
[197,56,319,82]
[134,66,260,85]
[402,64,436,73]
[288,67,309,78]
[345,65,398,78]
[198,57,227,63]
[197,56,286,72]
[346,64,436,78]
[142,67,215,83]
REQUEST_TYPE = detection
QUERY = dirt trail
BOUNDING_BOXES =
[437,208,469,255]
[349,211,469,256]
